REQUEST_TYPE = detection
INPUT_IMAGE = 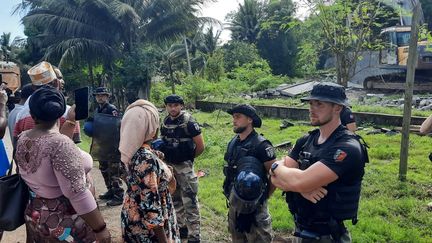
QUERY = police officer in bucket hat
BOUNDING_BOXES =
[270,82,369,243]
[224,104,276,242]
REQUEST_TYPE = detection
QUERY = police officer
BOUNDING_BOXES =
[93,87,123,206]
[160,94,205,243]
[224,104,276,242]
[340,107,357,132]
[270,82,369,243]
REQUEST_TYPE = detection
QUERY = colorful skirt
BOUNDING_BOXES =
[25,192,96,243]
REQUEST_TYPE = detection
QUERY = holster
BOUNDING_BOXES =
[328,218,346,243]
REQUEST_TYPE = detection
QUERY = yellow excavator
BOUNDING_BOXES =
[363,25,432,91]
[0,61,21,94]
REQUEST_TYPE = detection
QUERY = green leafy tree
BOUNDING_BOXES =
[18,0,213,99]
[420,0,432,30]
[227,0,266,43]
[257,0,297,76]
[222,41,262,72]
[205,50,225,82]
[301,0,398,87]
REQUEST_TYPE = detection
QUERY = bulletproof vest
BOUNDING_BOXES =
[97,103,117,115]
[223,132,269,200]
[286,127,369,232]
[160,112,195,163]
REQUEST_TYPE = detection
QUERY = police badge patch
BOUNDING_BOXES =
[334,149,347,162]
[265,147,275,158]
[194,123,200,131]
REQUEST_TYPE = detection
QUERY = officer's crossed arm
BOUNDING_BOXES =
[193,134,205,157]
[264,158,277,196]
[420,114,432,135]
[272,156,328,203]
[270,158,338,193]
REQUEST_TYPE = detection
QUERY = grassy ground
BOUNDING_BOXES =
[191,111,432,242]
[79,111,432,242]
[205,97,432,117]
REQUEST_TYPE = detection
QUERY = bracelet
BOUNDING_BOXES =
[93,222,107,233]
[65,120,76,126]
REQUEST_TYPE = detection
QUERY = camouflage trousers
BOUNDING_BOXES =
[228,201,273,243]
[292,230,352,243]
[169,160,201,242]
[99,161,125,196]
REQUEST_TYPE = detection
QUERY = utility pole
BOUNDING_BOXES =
[399,3,421,181]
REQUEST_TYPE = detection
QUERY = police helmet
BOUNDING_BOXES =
[164,94,184,105]
[151,138,165,151]
[83,121,94,137]
[235,171,264,200]
[229,156,266,214]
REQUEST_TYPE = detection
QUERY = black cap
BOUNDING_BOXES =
[164,94,184,105]
[92,87,110,96]
[227,104,262,128]
[301,82,349,106]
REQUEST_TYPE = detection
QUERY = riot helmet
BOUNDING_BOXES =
[228,156,267,214]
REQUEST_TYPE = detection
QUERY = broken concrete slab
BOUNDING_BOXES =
[279,81,318,97]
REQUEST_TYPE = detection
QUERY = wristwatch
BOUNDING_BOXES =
[270,162,279,175]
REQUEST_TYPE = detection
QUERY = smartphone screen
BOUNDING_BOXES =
[74,87,89,120]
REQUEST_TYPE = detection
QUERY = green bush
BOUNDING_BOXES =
[205,51,225,82]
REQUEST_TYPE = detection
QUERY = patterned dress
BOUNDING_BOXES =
[121,146,179,243]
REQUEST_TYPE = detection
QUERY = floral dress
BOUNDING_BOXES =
[121,146,179,243]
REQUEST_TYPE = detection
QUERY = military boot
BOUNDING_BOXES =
[107,188,124,206]
[179,227,188,240]
[106,194,123,206]
[99,189,114,200]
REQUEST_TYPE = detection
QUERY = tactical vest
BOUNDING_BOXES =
[286,127,369,234]
[223,132,270,200]
[160,112,195,163]
[97,103,117,115]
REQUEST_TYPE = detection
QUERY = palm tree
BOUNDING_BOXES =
[228,0,265,44]
[18,0,216,98]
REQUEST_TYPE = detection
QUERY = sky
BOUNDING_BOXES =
[0,0,309,42]
[0,0,24,39]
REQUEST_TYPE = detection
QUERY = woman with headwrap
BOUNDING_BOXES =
[119,100,179,243]
[14,86,111,243]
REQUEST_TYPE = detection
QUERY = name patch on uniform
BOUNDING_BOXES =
[265,147,275,158]
[333,149,347,162]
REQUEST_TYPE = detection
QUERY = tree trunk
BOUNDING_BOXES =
[335,53,343,85]
[168,59,175,94]
[184,36,192,75]
[88,63,95,89]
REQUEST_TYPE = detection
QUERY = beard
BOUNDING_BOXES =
[310,115,332,126]
[169,110,181,118]
[233,126,247,134]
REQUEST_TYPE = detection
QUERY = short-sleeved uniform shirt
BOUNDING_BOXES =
[289,125,365,183]
[340,107,355,127]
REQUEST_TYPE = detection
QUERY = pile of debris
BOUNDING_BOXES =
[360,94,432,111]
[240,81,318,99]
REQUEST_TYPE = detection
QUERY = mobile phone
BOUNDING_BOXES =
[74,87,89,120]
